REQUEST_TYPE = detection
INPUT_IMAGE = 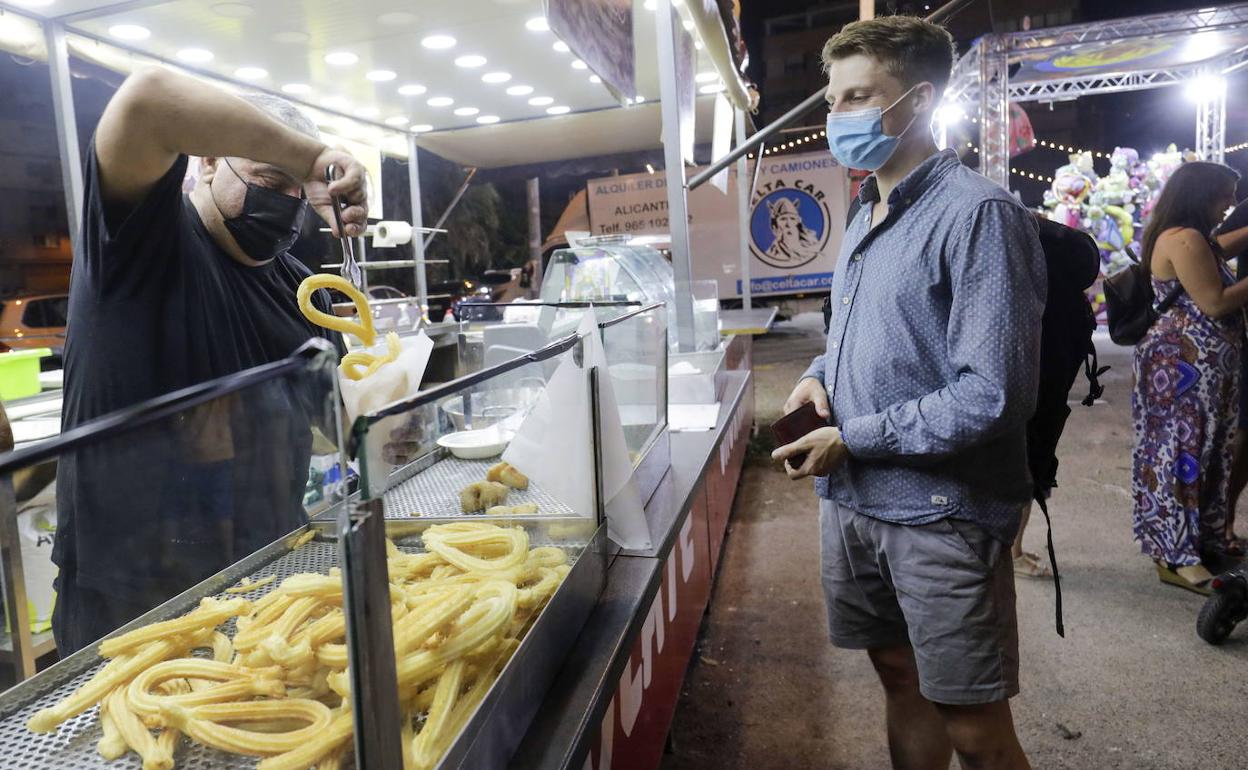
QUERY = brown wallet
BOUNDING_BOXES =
[769,401,829,469]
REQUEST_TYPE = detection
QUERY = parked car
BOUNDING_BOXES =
[0,294,67,364]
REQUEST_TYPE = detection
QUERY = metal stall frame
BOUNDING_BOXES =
[944,3,1248,177]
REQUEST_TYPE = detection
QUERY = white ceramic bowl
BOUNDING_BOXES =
[437,428,508,460]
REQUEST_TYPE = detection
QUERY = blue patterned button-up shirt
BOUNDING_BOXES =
[802,149,1046,544]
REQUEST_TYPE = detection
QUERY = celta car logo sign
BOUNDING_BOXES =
[749,179,832,269]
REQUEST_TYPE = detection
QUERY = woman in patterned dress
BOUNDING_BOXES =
[1132,162,1248,593]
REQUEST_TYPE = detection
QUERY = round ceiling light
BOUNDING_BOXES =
[385,116,410,126]
[571,59,587,70]
[366,70,396,82]
[234,67,268,80]
[698,83,725,94]
[453,106,480,116]
[546,105,570,115]
[694,71,717,83]
[176,48,214,63]
[454,54,487,68]
[525,17,549,32]
[108,24,150,41]
[528,96,554,106]
[398,83,428,96]
[426,96,454,107]
[477,115,500,124]
[482,71,512,84]
[320,96,351,110]
[421,34,456,50]
[9,0,55,6]
[410,124,433,133]
[589,75,602,84]
[281,83,312,95]
[324,51,359,66]
[552,41,570,53]
[506,85,534,96]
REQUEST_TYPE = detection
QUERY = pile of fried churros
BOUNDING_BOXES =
[27,521,570,770]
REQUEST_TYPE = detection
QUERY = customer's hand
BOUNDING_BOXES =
[783,376,830,419]
[772,426,849,479]
[305,147,369,237]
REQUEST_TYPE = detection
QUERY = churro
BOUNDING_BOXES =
[459,480,509,513]
[27,522,571,770]
[487,461,529,490]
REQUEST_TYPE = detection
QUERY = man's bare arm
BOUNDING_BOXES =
[96,66,325,209]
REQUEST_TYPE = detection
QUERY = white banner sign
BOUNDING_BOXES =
[586,151,849,298]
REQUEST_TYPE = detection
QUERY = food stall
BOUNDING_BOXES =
[0,0,761,768]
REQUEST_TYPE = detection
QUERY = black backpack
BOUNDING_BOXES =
[823,205,1106,636]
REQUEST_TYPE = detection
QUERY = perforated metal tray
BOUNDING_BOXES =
[0,518,606,770]
[383,455,576,520]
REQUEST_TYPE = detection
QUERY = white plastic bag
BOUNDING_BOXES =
[342,332,434,491]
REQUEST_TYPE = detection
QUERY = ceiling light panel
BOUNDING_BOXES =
[72,0,623,133]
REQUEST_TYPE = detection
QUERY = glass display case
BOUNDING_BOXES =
[0,340,348,768]
[343,328,611,769]
[0,330,615,770]
[540,237,677,345]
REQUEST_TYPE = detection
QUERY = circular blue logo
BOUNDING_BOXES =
[750,188,829,269]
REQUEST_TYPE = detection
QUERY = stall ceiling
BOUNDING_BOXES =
[17,0,729,167]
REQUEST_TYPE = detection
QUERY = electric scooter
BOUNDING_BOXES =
[1197,563,1248,645]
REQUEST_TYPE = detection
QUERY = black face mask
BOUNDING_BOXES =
[212,158,308,261]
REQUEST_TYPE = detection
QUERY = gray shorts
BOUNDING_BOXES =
[819,498,1019,705]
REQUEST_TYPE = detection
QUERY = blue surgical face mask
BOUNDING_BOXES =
[825,85,920,171]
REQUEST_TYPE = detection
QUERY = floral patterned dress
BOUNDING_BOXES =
[1131,259,1243,566]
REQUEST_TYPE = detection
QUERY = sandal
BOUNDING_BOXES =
[1155,562,1213,596]
[1013,552,1053,579]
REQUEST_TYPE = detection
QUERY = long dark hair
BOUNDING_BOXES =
[1141,161,1240,273]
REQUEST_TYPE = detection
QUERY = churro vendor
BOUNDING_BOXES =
[54,67,367,654]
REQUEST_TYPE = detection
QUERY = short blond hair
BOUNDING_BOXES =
[821,16,955,96]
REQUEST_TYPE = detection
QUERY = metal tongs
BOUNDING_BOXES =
[327,163,362,288]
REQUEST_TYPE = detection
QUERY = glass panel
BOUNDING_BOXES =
[692,279,721,352]
[0,346,346,767]
[355,339,577,507]
[349,329,605,768]
[600,304,668,467]
[0,24,73,356]
[540,241,678,350]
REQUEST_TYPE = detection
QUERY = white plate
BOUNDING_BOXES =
[437,428,509,460]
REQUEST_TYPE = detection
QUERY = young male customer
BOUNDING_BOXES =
[772,16,1044,770]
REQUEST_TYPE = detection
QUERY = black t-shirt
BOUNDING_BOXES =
[55,145,340,600]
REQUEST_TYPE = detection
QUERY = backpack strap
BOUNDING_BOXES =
[1081,344,1108,407]
[1034,488,1065,638]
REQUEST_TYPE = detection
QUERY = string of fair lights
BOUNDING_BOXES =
[741,126,1248,187]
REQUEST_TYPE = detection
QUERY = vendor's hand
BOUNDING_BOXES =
[305,147,369,237]
[783,376,830,419]
[772,426,848,479]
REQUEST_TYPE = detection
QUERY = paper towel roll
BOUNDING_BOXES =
[373,220,413,247]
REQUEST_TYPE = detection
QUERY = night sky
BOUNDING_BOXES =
[739,0,1248,202]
